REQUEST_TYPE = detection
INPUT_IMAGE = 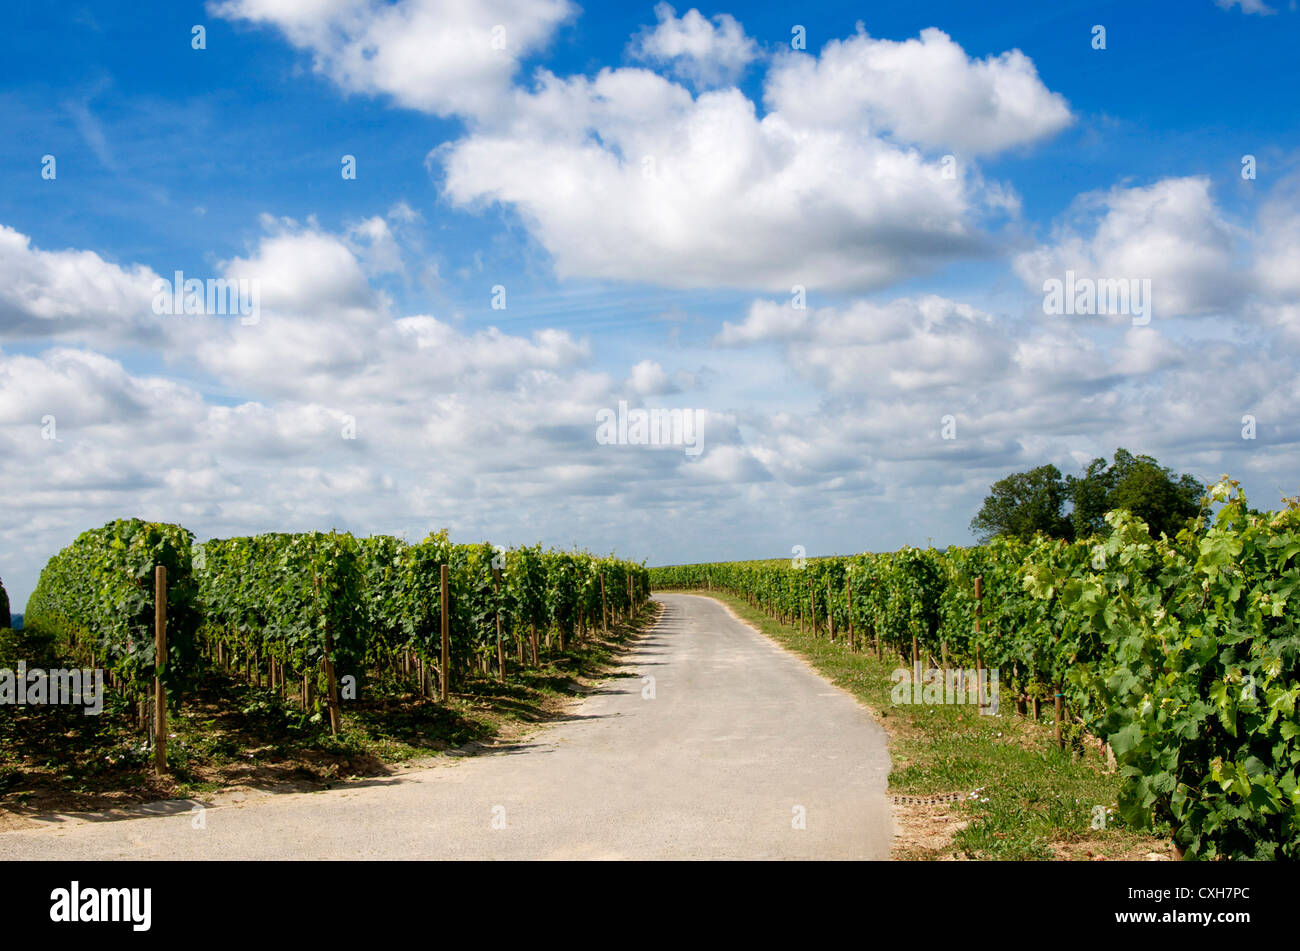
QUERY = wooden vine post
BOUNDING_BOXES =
[313,571,342,736]
[600,573,608,633]
[846,576,855,652]
[493,568,506,681]
[809,581,817,636]
[322,628,342,736]
[1055,685,1064,750]
[826,583,835,642]
[440,564,450,702]
[974,574,984,712]
[154,565,167,776]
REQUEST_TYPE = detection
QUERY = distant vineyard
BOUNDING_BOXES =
[25,520,648,732]
[649,478,1300,861]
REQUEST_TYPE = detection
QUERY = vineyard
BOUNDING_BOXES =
[20,520,648,756]
[649,479,1300,860]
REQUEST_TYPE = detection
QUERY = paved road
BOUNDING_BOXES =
[0,594,893,860]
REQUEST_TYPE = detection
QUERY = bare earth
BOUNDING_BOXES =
[0,594,893,860]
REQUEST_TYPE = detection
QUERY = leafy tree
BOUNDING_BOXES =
[969,464,1073,542]
[1066,448,1204,540]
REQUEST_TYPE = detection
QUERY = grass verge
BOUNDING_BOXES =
[659,588,1174,861]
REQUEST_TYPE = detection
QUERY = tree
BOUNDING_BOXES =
[971,449,1206,544]
[1066,448,1204,540]
[970,465,1074,543]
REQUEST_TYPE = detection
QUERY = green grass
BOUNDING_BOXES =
[661,589,1173,860]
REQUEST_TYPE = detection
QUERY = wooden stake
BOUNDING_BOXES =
[322,633,341,736]
[494,570,505,681]
[974,575,984,712]
[154,565,167,776]
[827,583,835,642]
[440,564,450,702]
[1054,687,1063,749]
[600,574,608,634]
[847,579,855,652]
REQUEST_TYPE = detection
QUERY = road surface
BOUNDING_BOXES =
[0,593,893,860]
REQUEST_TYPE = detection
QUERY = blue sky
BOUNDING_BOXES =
[2,0,1299,609]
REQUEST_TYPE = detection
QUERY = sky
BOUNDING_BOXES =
[1,0,1299,609]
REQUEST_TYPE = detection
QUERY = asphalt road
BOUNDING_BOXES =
[0,593,893,860]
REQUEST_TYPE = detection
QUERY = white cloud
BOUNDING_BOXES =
[210,7,1068,294]
[719,296,1012,396]
[0,225,160,344]
[762,26,1073,155]
[347,216,405,277]
[626,359,679,396]
[1013,177,1245,320]
[209,0,577,118]
[1254,176,1300,301]
[437,24,1070,292]
[628,3,760,87]
[441,65,1010,292]
[1215,0,1276,14]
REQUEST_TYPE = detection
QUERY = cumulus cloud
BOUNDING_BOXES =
[210,5,1069,294]
[626,359,681,396]
[208,0,577,117]
[763,26,1072,155]
[1254,175,1300,301]
[0,225,160,344]
[628,3,760,87]
[441,64,1016,292]
[1013,177,1245,320]
[436,22,1071,292]
[719,296,1012,397]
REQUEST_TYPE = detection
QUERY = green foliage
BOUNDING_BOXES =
[0,576,9,630]
[195,531,367,678]
[1061,482,1300,859]
[25,519,200,696]
[970,464,1074,543]
[972,450,1205,545]
[193,529,647,683]
[651,476,1300,860]
[26,518,648,725]
[1067,448,1204,540]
